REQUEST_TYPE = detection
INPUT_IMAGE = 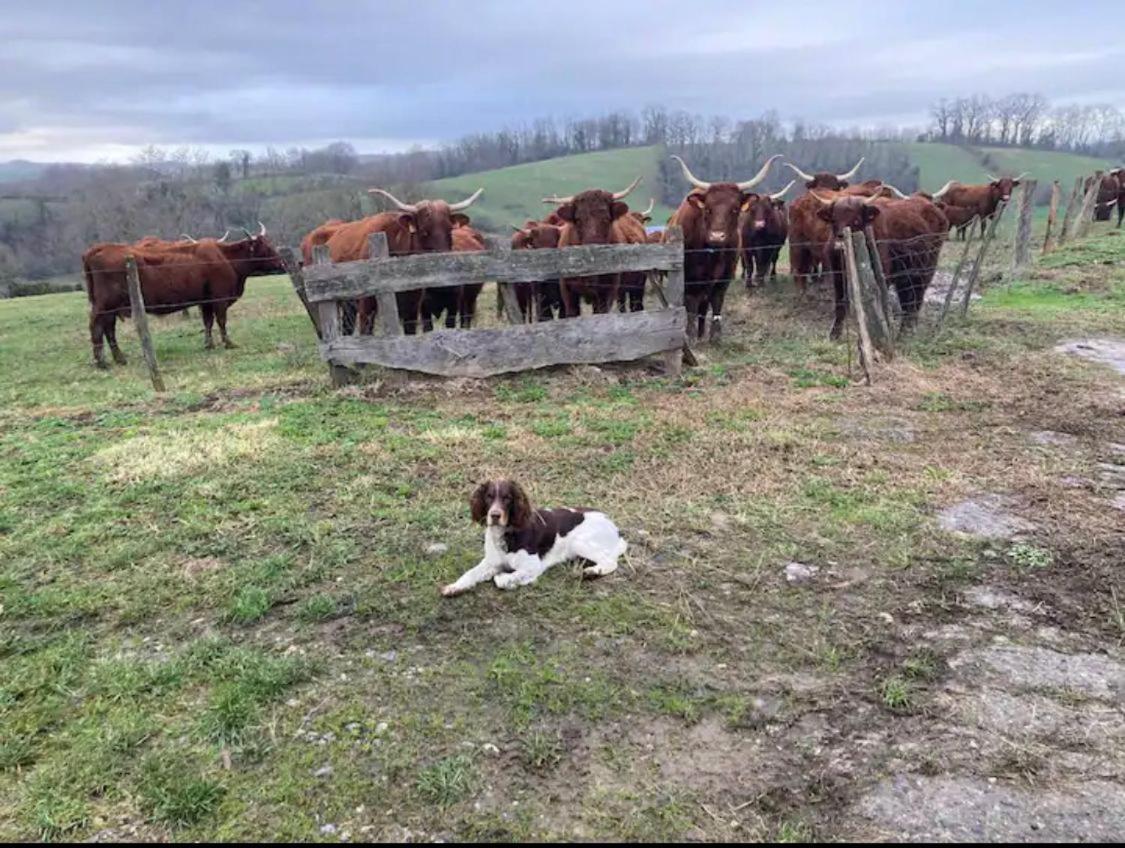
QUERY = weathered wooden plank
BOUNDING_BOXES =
[125,255,166,393]
[961,199,1008,317]
[320,308,687,378]
[312,245,339,341]
[499,283,524,325]
[850,230,894,360]
[279,246,321,339]
[842,230,878,384]
[302,241,684,303]
[1010,179,1037,277]
[862,225,893,323]
[1074,171,1103,240]
[1057,176,1084,245]
[367,233,401,337]
[1042,180,1061,255]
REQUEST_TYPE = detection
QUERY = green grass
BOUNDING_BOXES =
[429,145,674,230]
[892,141,1115,192]
[1,226,1124,840]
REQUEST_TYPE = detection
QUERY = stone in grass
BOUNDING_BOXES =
[785,562,819,584]
[1029,430,1078,448]
[937,494,1035,541]
[1055,338,1125,377]
[424,542,449,557]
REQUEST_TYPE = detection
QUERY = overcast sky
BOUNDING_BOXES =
[2,0,1122,162]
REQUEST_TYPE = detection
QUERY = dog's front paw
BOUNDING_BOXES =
[493,572,523,590]
[440,583,465,598]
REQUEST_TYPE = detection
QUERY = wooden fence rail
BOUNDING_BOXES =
[288,227,688,382]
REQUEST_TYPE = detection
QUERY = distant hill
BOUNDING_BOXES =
[0,160,50,184]
[427,143,1118,229]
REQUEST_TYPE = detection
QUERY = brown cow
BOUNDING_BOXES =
[301,219,347,265]
[932,173,1026,238]
[82,224,284,368]
[1111,168,1125,227]
[323,187,483,334]
[1085,173,1121,223]
[509,221,564,321]
[738,180,795,287]
[813,192,947,339]
[541,177,644,316]
[629,198,655,226]
[781,158,873,293]
[420,221,486,331]
[666,154,781,340]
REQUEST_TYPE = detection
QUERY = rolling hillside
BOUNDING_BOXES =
[428,142,1118,229]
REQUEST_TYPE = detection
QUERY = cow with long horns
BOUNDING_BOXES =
[419,220,486,331]
[782,158,878,294]
[738,180,795,287]
[542,177,645,316]
[509,220,564,322]
[1086,172,1121,224]
[665,154,781,340]
[932,173,1026,238]
[82,223,283,368]
[320,187,483,334]
[812,189,947,340]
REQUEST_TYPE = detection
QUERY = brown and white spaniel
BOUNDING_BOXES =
[440,479,627,596]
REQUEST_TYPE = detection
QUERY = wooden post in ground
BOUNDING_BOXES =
[863,225,894,322]
[661,225,686,377]
[1010,179,1037,278]
[851,230,894,359]
[1042,180,1061,254]
[279,246,321,339]
[842,229,877,385]
[124,255,166,393]
[1074,172,1103,240]
[367,233,402,337]
[938,226,978,327]
[311,244,354,386]
[960,200,1008,317]
[1057,176,1083,245]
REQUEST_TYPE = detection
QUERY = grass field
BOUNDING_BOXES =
[1,222,1124,840]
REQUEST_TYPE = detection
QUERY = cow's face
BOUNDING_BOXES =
[805,173,847,191]
[555,190,629,245]
[687,185,747,247]
[739,194,783,233]
[512,222,561,250]
[816,196,880,236]
[989,177,1019,202]
[397,201,459,252]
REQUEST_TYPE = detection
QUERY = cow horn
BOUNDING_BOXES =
[240,227,254,240]
[769,180,796,202]
[782,162,817,183]
[612,176,643,200]
[218,229,231,243]
[511,224,526,233]
[1013,171,1029,182]
[809,191,833,207]
[641,198,654,217]
[448,187,484,212]
[670,155,710,190]
[985,173,998,182]
[258,221,266,237]
[737,153,782,190]
[542,194,574,204]
[178,233,197,243]
[883,184,910,199]
[933,180,955,200]
[368,187,419,213]
[836,157,865,181]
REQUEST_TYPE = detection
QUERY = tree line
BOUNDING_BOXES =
[927,92,1125,157]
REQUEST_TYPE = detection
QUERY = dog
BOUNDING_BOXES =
[440,479,627,596]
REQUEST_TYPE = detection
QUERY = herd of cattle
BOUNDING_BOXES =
[79,160,1125,369]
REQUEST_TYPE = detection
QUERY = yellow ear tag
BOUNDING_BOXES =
[408,223,417,233]
[741,199,752,212]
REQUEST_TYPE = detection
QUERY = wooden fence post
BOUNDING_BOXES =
[1010,179,1037,278]
[1074,172,1103,240]
[938,226,978,327]
[367,233,402,337]
[961,200,1008,317]
[124,255,166,393]
[850,230,894,359]
[1057,176,1083,245]
[311,244,354,386]
[863,226,894,322]
[661,225,685,377]
[1042,180,1061,255]
[279,246,321,339]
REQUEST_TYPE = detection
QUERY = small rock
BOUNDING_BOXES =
[424,542,449,556]
[785,562,819,584]
[314,765,334,778]
[379,650,398,663]
[937,494,1035,540]
[482,742,500,756]
[320,823,337,835]
[1030,430,1078,448]
[374,721,389,736]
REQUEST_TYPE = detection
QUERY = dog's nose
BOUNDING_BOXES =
[488,509,502,523]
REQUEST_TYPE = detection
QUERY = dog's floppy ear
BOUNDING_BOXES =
[469,482,489,525]
[507,480,532,528]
